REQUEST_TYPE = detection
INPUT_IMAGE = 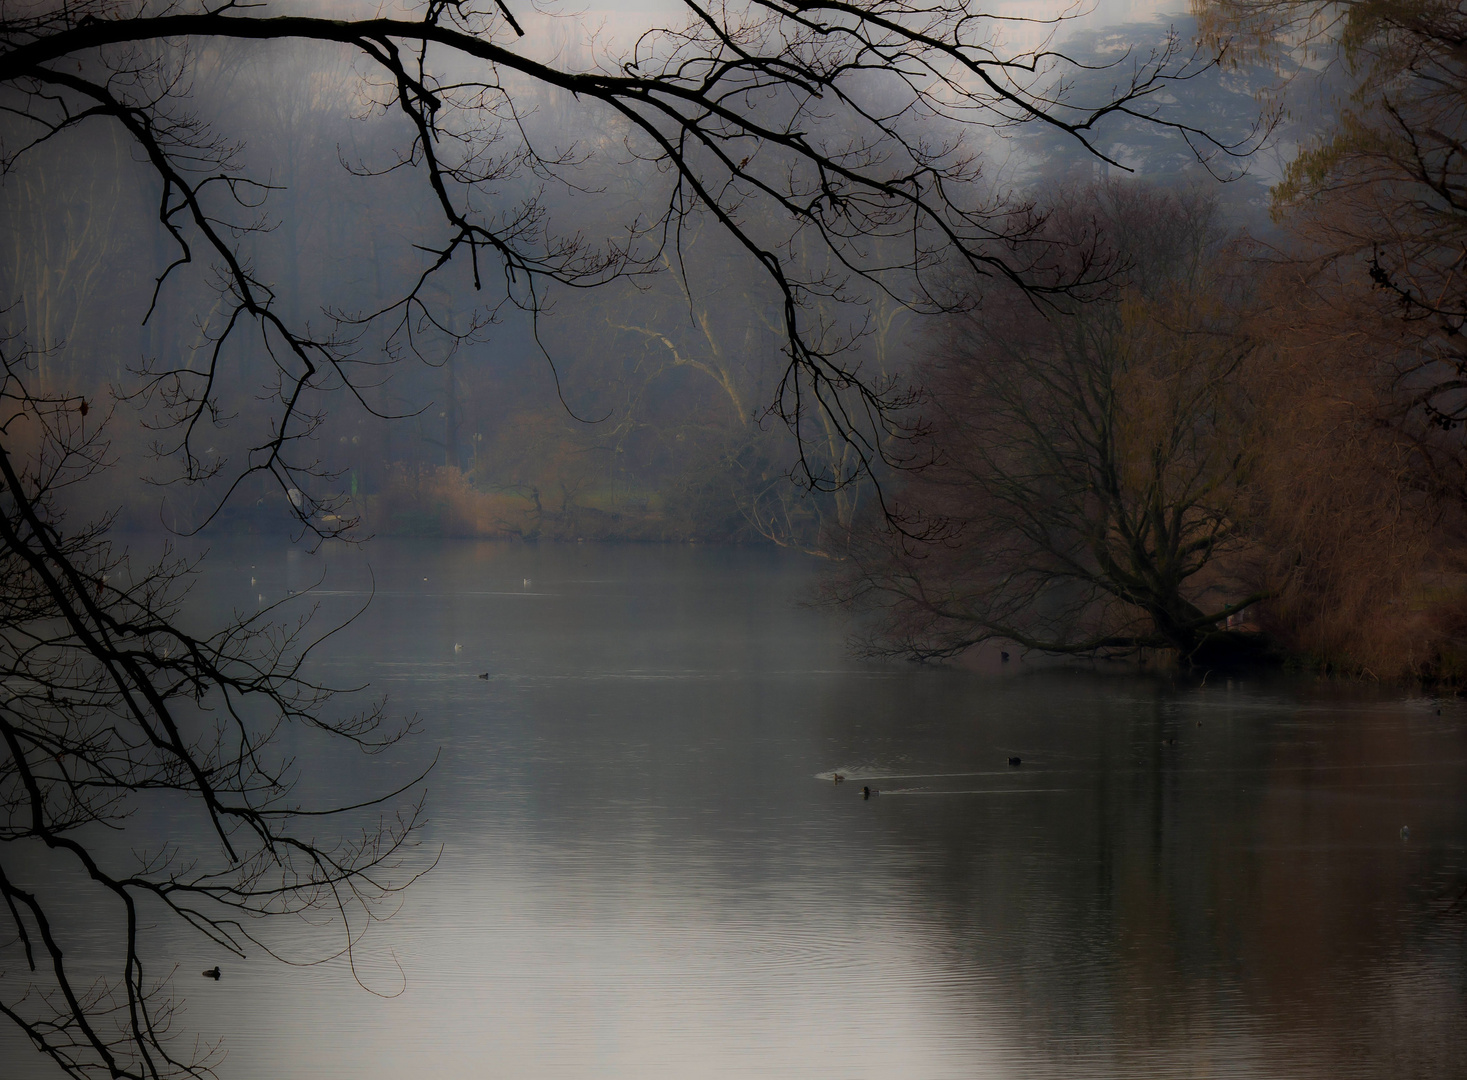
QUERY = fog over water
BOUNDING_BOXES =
[7,540,1458,1079]
[5,0,1467,1074]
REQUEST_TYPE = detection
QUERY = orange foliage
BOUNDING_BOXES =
[1243,252,1450,679]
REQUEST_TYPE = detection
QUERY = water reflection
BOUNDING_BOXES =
[7,540,1464,1078]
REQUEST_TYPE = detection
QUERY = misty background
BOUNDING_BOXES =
[0,0,1307,549]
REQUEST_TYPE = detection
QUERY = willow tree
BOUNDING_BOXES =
[835,184,1266,660]
[1,2,1261,1075]
[1197,0,1467,504]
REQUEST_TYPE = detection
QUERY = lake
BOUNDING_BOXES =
[6,539,1466,1079]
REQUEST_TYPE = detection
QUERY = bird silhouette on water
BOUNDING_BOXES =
[477,672,489,680]
[863,786,879,799]
[202,967,221,980]
[1008,756,1022,767]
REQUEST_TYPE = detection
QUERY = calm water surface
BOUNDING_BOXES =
[14,540,1467,1078]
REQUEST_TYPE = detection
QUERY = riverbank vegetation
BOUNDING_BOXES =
[827,176,1463,680]
[833,0,1467,680]
[9,2,1467,687]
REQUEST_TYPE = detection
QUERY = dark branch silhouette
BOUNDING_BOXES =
[0,2,1265,1073]
[2,0,1263,537]
[0,338,433,1078]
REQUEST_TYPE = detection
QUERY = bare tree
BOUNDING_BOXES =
[0,339,430,1079]
[0,1,1263,1073]
[0,0,1263,527]
[833,184,1266,660]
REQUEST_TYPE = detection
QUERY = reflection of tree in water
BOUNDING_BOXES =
[852,680,1467,1076]
[486,650,1467,1075]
